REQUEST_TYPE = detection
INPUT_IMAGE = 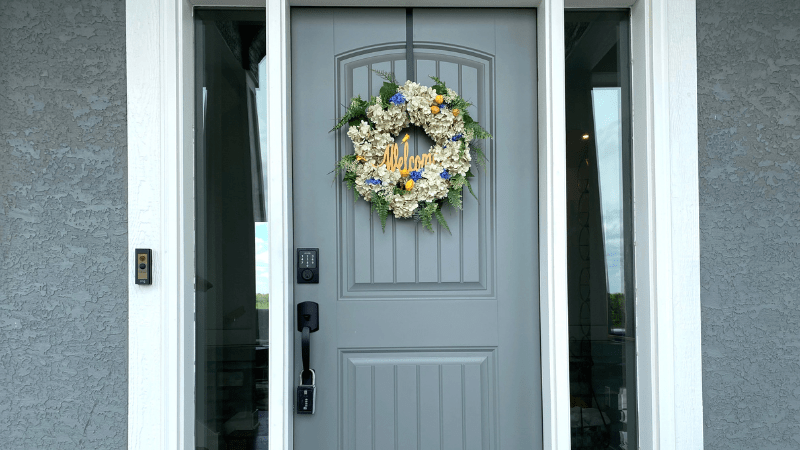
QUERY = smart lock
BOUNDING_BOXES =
[296,248,319,283]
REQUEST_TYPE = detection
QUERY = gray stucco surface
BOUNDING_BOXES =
[697,0,800,448]
[0,1,127,448]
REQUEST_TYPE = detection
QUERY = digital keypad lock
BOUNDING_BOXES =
[296,248,319,284]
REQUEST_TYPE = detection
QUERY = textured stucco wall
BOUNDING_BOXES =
[0,1,127,448]
[697,0,800,448]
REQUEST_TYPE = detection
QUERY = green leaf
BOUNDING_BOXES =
[449,97,471,112]
[472,145,487,169]
[371,69,398,85]
[466,122,492,140]
[371,193,391,231]
[379,81,399,108]
[449,174,466,193]
[331,95,371,132]
[334,154,361,201]
[343,172,356,192]
[417,201,437,232]
[433,205,451,234]
[464,176,477,200]
[429,76,449,95]
[446,186,463,210]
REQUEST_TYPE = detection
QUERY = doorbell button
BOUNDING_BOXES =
[135,249,152,285]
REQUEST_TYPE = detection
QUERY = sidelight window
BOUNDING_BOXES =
[565,10,636,450]
[194,9,269,450]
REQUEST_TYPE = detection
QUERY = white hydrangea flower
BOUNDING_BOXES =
[390,194,418,218]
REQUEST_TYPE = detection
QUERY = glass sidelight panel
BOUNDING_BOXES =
[195,9,269,450]
[565,11,636,450]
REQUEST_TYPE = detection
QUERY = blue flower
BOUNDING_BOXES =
[451,133,463,142]
[409,170,423,181]
[440,169,451,180]
[389,93,406,105]
[365,178,382,186]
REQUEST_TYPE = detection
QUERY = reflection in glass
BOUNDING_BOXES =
[566,11,636,450]
[255,56,270,331]
[591,88,625,332]
[195,10,268,450]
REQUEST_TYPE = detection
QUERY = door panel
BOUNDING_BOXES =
[292,8,540,449]
[338,49,492,295]
[342,350,496,450]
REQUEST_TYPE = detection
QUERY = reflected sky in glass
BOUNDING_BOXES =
[256,58,269,295]
[591,87,624,294]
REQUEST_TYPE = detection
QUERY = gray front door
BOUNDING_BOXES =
[292,8,540,449]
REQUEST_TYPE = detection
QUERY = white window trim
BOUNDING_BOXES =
[125,0,702,448]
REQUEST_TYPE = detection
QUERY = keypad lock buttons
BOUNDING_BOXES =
[296,248,319,283]
[297,369,316,414]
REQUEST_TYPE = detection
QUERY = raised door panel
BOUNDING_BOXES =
[341,350,497,450]
[337,48,494,298]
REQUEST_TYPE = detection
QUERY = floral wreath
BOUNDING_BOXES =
[333,72,491,232]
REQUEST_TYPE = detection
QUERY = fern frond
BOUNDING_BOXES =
[371,69,398,85]
[379,82,399,108]
[471,145,488,169]
[331,95,371,131]
[371,193,391,231]
[334,154,360,201]
[417,202,438,232]
[429,76,449,95]
[446,186,463,210]
[464,174,477,201]
[433,205,451,234]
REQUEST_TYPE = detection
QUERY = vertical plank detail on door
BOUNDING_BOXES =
[460,65,482,284]
[354,365,373,450]
[437,60,463,283]
[337,47,495,297]
[350,65,373,285]
[396,364,419,449]
[343,350,496,450]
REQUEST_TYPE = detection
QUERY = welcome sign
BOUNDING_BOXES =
[375,140,435,172]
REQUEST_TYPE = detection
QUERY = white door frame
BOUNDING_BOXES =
[125,0,702,449]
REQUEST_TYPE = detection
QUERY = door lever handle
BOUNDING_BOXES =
[297,302,319,385]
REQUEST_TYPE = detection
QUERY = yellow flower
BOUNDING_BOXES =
[402,133,410,143]
[405,179,414,191]
[431,105,440,114]
[356,155,366,162]
[435,94,444,104]
[452,108,460,117]
[400,169,410,178]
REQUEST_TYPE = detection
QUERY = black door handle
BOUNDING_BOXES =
[297,301,319,385]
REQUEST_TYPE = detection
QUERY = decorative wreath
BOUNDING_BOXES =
[332,72,491,232]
